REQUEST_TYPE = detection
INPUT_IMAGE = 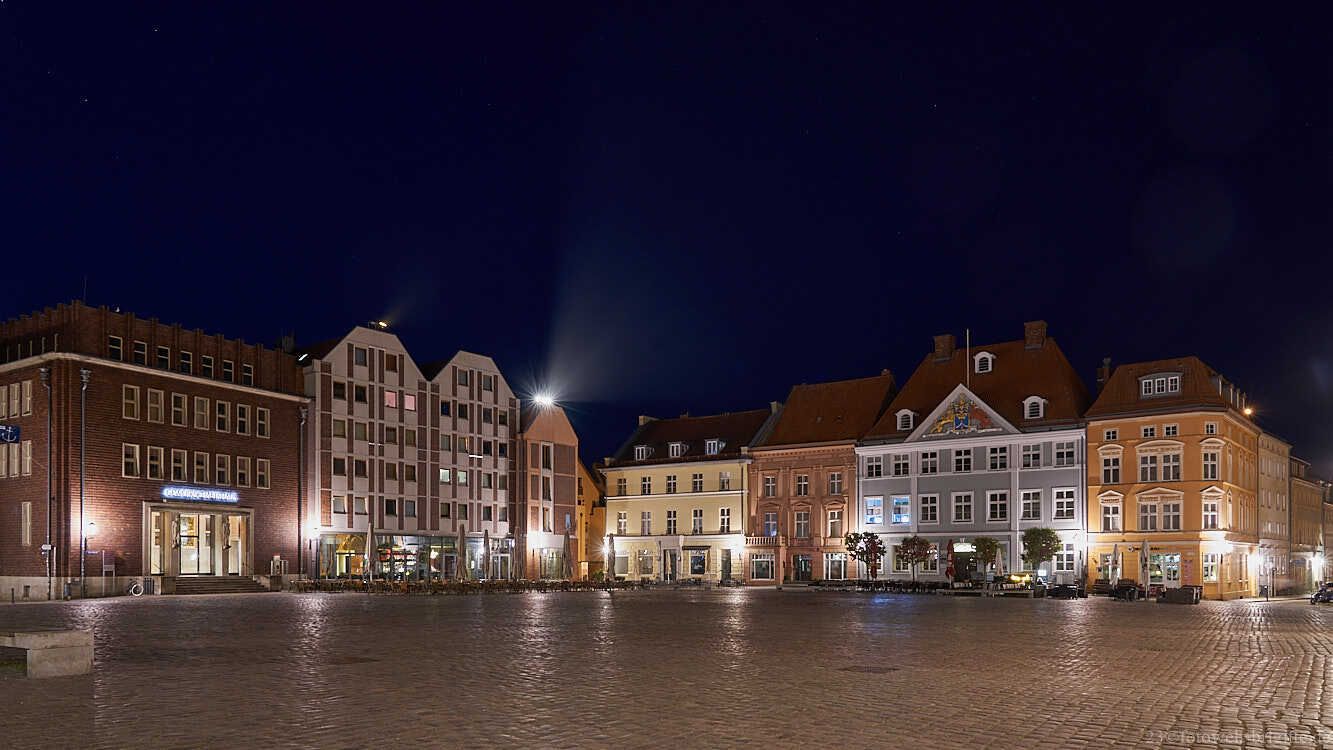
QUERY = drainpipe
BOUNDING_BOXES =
[78,368,90,598]
[39,367,52,601]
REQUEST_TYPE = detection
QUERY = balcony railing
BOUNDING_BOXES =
[746,535,786,547]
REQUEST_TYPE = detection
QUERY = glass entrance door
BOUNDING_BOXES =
[1150,553,1182,588]
[225,515,246,575]
[179,513,214,575]
[794,555,812,582]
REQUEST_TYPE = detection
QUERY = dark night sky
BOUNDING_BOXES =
[2,4,1329,470]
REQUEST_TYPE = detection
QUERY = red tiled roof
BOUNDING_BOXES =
[1084,356,1248,419]
[865,333,1089,439]
[759,373,896,447]
[608,408,776,466]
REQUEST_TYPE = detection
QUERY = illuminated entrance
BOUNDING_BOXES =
[146,503,253,577]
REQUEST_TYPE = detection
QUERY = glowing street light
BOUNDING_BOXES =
[533,393,555,407]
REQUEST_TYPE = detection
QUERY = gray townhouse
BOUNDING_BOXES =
[855,321,1091,583]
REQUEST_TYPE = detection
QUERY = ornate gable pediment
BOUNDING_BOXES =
[906,384,1017,442]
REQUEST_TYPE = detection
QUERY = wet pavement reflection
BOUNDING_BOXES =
[2,590,1331,748]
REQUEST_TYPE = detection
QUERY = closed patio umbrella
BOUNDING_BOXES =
[562,531,573,580]
[1110,543,1120,583]
[945,539,955,583]
[483,530,492,580]
[457,528,467,580]
[1140,542,1151,595]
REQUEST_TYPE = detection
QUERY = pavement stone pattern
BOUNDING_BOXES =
[1,590,1332,749]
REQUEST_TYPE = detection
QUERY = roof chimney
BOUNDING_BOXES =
[770,400,781,413]
[1023,320,1048,350]
[1096,357,1112,393]
[638,415,657,427]
[933,334,956,362]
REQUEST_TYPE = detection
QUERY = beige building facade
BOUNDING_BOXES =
[601,408,777,583]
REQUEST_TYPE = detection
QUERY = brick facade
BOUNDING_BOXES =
[0,302,305,598]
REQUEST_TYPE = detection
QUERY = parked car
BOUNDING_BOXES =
[1310,583,1333,604]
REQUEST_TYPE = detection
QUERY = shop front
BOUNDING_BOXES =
[144,487,254,577]
[318,534,512,580]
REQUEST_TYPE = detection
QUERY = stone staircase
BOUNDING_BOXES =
[171,576,270,595]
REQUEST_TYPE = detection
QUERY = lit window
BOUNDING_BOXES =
[865,496,884,525]
[891,496,910,525]
[1202,553,1219,582]
[705,439,721,455]
[384,390,398,409]
[634,445,650,461]
[404,393,416,411]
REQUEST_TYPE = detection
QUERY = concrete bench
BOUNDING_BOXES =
[0,629,94,678]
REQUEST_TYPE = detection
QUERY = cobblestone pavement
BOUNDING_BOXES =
[2,590,1333,749]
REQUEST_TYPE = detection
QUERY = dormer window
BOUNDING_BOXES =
[705,439,722,455]
[1139,373,1181,398]
[1022,396,1046,420]
[896,409,915,431]
[634,445,651,461]
[668,442,686,458]
[974,352,995,374]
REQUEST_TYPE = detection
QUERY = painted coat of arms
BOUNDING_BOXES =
[928,395,995,435]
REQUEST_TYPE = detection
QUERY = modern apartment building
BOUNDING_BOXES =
[514,402,579,578]
[856,322,1090,583]
[0,301,305,598]
[301,327,517,580]
[1084,356,1259,599]
[601,407,779,583]
[746,372,895,584]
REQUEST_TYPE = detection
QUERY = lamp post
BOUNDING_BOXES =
[83,521,97,597]
[78,368,90,598]
[39,367,52,601]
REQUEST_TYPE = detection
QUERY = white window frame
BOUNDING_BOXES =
[952,492,973,523]
[704,439,721,455]
[1021,444,1041,469]
[973,351,995,373]
[919,494,939,524]
[1053,488,1075,520]
[634,445,650,461]
[896,409,914,431]
[864,496,884,525]
[1022,396,1045,420]
[864,456,883,478]
[668,442,685,458]
[986,490,1008,522]
[890,496,910,525]
[953,449,972,473]
[891,454,909,477]
[1020,489,1041,520]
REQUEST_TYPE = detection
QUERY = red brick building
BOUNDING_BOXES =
[0,302,306,598]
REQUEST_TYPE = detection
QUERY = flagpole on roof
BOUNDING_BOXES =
[965,328,971,389]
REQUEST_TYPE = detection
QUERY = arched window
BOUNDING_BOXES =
[1022,396,1046,420]
[896,409,914,431]
[974,351,996,374]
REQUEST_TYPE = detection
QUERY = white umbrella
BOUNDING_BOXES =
[1141,541,1151,594]
[457,527,467,580]
[1110,543,1119,583]
[483,529,492,580]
